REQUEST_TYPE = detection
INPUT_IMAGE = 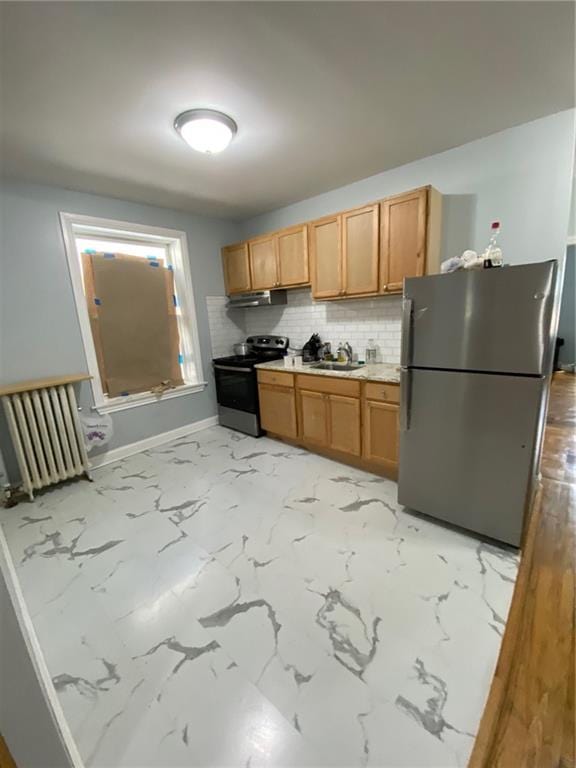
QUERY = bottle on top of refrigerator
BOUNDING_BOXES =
[481,221,503,268]
[366,338,377,364]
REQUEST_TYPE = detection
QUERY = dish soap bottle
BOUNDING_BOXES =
[366,338,377,364]
[481,221,503,268]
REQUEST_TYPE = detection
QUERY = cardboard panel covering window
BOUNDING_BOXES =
[82,252,184,398]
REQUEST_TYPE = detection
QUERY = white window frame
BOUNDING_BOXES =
[60,212,206,414]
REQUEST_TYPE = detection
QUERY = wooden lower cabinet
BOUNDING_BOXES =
[363,399,399,472]
[329,394,361,456]
[299,390,329,446]
[258,383,297,439]
[298,389,361,456]
[258,372,398,478]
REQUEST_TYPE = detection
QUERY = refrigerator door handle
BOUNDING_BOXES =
[400,368,411,431]
[401,298,413,367]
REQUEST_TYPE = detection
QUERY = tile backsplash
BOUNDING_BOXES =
[206,296,247,358]
[207,290,402,363]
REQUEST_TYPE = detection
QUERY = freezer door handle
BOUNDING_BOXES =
[401,298,413,367]
[400,368,411,431]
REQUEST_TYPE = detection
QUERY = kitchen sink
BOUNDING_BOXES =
[311,362,364,371]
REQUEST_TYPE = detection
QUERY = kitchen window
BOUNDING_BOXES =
[60,213,205,413]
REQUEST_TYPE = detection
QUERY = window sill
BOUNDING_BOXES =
[92,382,207,414]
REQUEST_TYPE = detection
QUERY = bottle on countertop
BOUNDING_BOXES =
[481,221,503,268]
[365,338,377,364]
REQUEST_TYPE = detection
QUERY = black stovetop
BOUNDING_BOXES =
[212,352,284,369]
[213,335,289,370]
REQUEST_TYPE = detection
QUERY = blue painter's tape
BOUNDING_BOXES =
[94,298,101,306]
[148,261,160,267]
[178,354,184,364]
[167,265,174,271]
[84,249,96,254]
[172,295,177,307]
[104,252,115,259]
[120,392,129,397]
[146,255,157,260]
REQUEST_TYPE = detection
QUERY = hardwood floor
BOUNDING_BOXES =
[0,735,17,768]
[469,372,576,768]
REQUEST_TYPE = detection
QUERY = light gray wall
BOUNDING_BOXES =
[568,176,576,238]
[0,544,76,768]
[1,111,574,482]
[0,180,239,481]
[0,186,7,486]
[558,245,575,366]
[241,111,576,277]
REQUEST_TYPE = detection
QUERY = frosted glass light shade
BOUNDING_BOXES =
[174,109,237,154]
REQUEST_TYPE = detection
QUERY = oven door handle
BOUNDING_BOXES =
[213,364,253,373]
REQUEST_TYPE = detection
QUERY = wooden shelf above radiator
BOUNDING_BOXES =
[0,373,91,397]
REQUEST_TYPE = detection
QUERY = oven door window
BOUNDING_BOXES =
[214,367,259,414]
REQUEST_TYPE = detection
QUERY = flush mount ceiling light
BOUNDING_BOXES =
[174,109,237,154]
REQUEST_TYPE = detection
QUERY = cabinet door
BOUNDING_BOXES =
[299,390,329,446]
[328,394,361,456]
[380,188,427,293]
[277,225,309,287]
[259,384,297,438]
[249,235,279,290]
[343,205,379,296]
[222,243,251,295]
[310,216,342,299]
[363,399,399,471]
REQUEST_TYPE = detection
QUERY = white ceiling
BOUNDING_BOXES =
[1,2,574,220]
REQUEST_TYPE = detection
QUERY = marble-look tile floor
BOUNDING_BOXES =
[1,426,519,768]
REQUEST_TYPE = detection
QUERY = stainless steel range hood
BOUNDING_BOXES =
[227,290,287,308]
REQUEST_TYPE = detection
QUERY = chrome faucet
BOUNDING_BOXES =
[338,342,353,363]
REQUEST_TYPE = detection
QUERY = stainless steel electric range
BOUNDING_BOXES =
[212,335,289,437]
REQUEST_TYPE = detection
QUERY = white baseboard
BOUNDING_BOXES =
[89,415,219,469]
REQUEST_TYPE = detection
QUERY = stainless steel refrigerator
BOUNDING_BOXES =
[398,261,557,547]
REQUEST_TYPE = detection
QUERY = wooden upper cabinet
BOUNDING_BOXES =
[249,235,278,290]
[343,204,379,296]
[310,216,342,299]
[380,188,427,292]
[222,243,251,295]
[222,185,441,298]
[277,225,309,287]
[380,187,433,293]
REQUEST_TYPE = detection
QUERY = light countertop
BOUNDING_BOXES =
[255,359,401,384]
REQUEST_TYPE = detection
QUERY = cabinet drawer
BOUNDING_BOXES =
[296,374,360,398]
[257,369,294,388]
[364,381,400,404]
